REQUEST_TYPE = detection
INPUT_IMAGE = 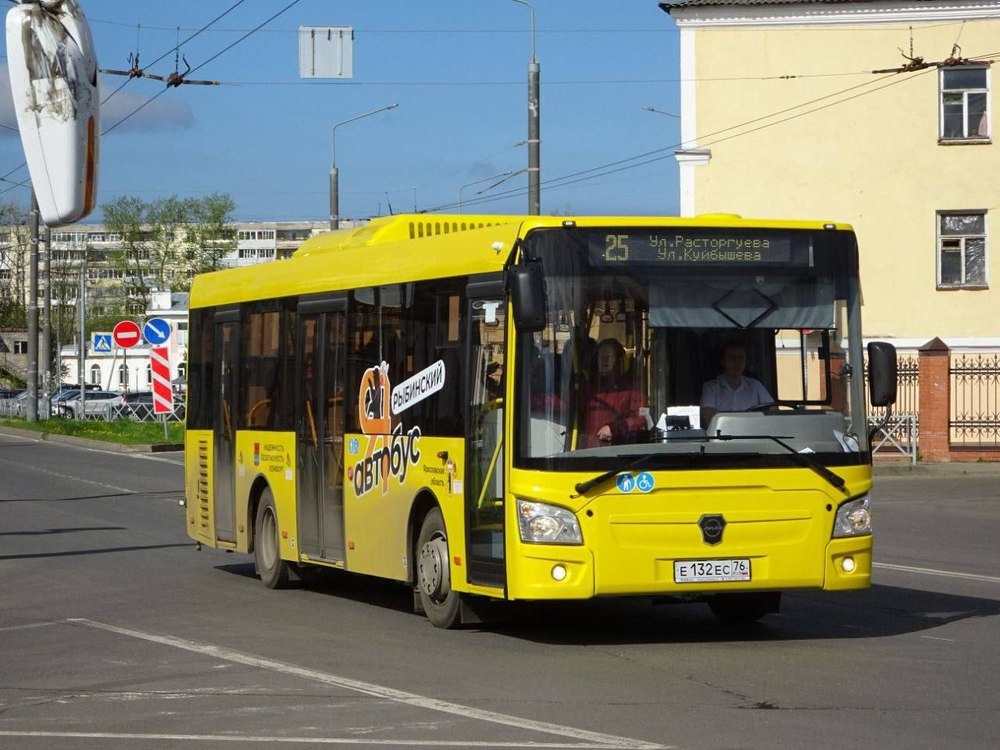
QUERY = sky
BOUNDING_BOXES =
[0,0,684,224]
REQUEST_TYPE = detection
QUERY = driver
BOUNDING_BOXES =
[700,343,773,425]
[584,339,647,447]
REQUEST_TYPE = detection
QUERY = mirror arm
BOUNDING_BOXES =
[867,402,893,459]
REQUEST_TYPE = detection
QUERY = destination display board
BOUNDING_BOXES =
[586,229,810,267]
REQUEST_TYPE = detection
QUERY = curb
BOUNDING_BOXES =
[874,461,1000,477]
[0,425,182,454]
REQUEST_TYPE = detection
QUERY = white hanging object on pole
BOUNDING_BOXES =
[6,0,100,226]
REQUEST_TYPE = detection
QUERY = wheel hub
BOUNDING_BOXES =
[418,537,450,600]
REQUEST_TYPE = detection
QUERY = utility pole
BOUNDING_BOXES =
[40,225,51,398]
[26,192,39,422]
[77,258,86,418]
[511,0,540,215]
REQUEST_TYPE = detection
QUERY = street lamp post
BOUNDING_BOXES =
[511,0,540,215]
[330,103,399,231]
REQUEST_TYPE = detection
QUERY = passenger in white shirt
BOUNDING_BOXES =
[700,343,773,427]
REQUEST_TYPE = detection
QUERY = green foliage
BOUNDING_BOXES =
[102,192,237,307]
[0,415,184,445]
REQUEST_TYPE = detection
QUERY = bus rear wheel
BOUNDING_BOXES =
[254,487,290,589]
[708,592,780,623]
[416,508,461,628]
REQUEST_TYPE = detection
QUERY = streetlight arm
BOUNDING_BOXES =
[510,0,536,63]
[332,103,399,165]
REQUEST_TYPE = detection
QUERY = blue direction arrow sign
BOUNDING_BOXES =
[143,317,171,346]
[91,332,112,353]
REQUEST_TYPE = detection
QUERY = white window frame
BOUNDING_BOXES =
[937,210,988,289]
[939,65,990,142]
[89,364,101,385]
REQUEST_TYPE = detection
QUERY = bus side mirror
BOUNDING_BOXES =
[510,261,546,332]
[867,341,897,407]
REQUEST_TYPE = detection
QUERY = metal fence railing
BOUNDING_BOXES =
[866,355,919,459]
[950,353,1000,447]
[0,396,183,423]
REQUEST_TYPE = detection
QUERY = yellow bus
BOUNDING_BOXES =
[183,213,897,628]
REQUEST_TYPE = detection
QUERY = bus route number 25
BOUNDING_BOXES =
[605,234,629,262]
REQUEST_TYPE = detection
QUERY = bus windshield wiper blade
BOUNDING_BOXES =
[710,433,848,494]
[572,453,657,497]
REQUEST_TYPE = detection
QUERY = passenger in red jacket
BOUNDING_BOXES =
[583,339,647,447]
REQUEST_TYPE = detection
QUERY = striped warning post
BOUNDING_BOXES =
[150,346,173,415]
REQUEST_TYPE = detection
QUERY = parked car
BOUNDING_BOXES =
[115,390,186,421]
[2,389,48,417]
[0,387,24,399]
[55,390,122,419]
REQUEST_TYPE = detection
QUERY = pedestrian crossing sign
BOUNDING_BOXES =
[92,332,113,353]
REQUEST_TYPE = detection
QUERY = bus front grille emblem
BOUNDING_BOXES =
[699,515,726,545]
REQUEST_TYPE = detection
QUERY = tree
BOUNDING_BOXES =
[0,201,28,329]
[145,195,197,292]
[191,192,237,272]
[103,195,150,310]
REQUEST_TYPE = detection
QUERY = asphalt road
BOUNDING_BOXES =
[1,430,997,750]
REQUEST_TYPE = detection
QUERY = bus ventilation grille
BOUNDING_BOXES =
[407,219,498,240]
[198,440,210,534]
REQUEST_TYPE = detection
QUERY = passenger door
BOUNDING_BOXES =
[296,296,347,563]
[464,280,507,588]
[213,310,240,544]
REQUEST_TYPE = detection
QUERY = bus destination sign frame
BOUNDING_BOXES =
[590,229,806,267]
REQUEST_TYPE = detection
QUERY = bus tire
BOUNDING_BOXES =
[254,487,290,589]
[416,507,461,628]
[708,592,780,623]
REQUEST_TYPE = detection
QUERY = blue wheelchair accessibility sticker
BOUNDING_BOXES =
[635,471,655,493]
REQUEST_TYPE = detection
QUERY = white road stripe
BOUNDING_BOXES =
[0,456,136,495]
[0,621,58,632]
[68,619,667,750]
[874,562,1000,584]
[0,732,626,747]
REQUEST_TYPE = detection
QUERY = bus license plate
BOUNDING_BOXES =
[674,558,751,583]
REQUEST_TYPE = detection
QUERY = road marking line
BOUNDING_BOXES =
[0,621,58,632]
[68,619,667,750]
[0,732,628,747]
[0,456,136,495]
[874,562,1000,584]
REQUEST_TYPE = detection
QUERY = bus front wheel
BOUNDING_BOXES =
[254,487,290,589]
[416,508,461,628]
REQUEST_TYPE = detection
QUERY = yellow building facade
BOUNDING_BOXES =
[661,0,1000,351]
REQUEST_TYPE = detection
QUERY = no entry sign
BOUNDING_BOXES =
[112,320,142,349]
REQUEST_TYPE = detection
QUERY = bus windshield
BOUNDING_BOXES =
[514,225,869,472]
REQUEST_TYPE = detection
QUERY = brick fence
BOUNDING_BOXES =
[913,337,1000,462]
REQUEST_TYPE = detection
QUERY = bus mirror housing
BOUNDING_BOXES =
[867,341,897,407]
[510,261,546,332]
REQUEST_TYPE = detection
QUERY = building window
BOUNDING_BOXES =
[938,211,987,288]
[90,364,101,385]
[940,66,989,141]
[119,364,129,388]
[13,340,28,354]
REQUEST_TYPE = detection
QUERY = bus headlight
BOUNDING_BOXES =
[833,495,872,538]
[516,499,583,545]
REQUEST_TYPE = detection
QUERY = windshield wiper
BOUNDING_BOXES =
[572,453,657,498]
[709,433,848,494]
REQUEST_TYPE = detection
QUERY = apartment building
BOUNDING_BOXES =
[660,0,1000,352]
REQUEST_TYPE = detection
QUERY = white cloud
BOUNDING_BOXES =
[0,64,195,136]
